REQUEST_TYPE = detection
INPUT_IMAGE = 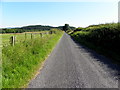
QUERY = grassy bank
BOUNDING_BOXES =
[2,30,63,88]
[69,23,120,65]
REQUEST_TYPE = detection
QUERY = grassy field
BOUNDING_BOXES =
[1,31,49,47]
[69,23,120,65]
[2,29,63,88]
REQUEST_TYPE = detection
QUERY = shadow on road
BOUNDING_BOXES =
[70,36,120,78]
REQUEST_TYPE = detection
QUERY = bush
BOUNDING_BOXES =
[69,23,120,64]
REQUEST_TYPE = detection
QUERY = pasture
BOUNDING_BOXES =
[1,31,50,47]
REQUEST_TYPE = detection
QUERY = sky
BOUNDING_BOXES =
[0,0,119,28]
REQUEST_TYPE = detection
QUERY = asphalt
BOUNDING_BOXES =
[28,33,119,88]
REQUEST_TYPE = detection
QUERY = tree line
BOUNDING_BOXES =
[0,24,75,33]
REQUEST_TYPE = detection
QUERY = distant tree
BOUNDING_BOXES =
[2,25,65,33]
[63,24,70,32]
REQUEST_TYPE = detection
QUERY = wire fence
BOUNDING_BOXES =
[0,31,56,47]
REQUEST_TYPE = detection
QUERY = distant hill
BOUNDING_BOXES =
[1,25,76,33]
[21,25,53,30]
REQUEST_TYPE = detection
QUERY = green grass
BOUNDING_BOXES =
[1,31,49,47]
[2,30,63,88]
[69,23,120,65]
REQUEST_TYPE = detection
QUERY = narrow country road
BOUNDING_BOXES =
[28,33,119,88]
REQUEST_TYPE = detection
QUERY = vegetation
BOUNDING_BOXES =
[2,29,63,88]
[1,25,75,33]
[69,23,120,64]
[1,31,50,47]
[63,24,71,32]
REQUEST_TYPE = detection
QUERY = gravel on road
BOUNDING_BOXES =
[28,33,119,88]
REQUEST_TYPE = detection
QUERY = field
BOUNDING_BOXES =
[1,31,50,47]
[69,23,120,64]
[2,29,63,88]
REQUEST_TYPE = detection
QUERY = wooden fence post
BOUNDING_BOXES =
[40,33,42,37]
[49,31,52,34]
[31,33,33,39]
[25,33,27,39]
[10,36,15,46]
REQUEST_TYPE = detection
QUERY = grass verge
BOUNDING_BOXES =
[2,30,63,88]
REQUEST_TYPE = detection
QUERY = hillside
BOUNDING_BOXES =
[1,25,75,33]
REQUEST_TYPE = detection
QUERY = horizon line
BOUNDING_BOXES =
[0,22,118,29]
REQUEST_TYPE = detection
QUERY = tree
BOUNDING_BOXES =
[63,24,70,32]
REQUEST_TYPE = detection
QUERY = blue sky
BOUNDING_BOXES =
[1,1,119,28]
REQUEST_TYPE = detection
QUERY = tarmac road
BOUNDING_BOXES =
[28,33,119,88]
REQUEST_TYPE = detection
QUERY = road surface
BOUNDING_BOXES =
[28,33,119,88]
